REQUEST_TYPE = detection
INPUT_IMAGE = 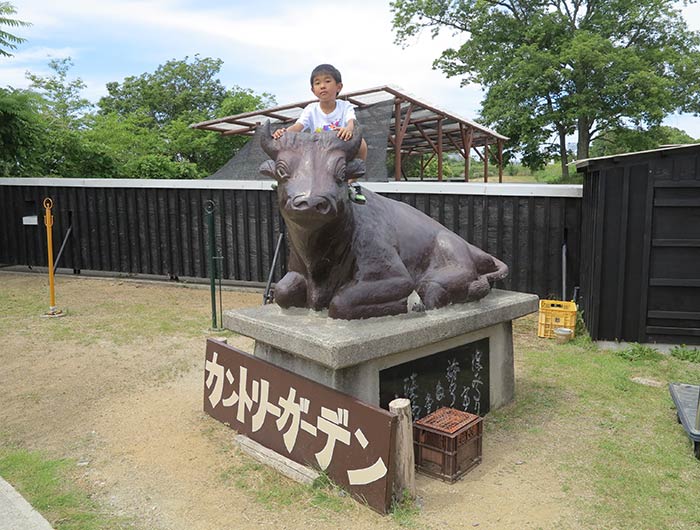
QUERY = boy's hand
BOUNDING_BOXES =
[273,123,303,138]
[336,126,353,141]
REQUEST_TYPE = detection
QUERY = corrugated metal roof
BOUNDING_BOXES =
[190,85,507,155]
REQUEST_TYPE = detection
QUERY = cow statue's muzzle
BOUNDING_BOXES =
[288,192,335,217]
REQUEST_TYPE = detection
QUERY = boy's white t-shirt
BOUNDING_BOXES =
[296,100,357,133]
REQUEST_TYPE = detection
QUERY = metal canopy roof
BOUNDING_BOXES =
[190,85,508,155]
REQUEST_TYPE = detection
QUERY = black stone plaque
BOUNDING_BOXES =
[379,338,489,419]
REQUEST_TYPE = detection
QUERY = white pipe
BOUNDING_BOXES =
[562,241,567,301]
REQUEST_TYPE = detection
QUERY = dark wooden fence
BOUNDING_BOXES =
[577,144,700,344]
[0,179,582,298]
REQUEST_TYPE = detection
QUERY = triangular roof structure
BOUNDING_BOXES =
[191,85,509,182]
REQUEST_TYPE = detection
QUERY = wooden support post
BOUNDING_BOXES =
[483,144,489,183]
[389,398,415,501]
[394,100,402,182]
[419,152,435,181]
[461,125,473,182]
[498,140,504,183]
[437,118,443,181]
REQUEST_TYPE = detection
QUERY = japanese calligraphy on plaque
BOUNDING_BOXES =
[203,339,396,514]
[379,338,490,421]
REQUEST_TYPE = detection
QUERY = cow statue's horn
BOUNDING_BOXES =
[343,123,362,160]
[259,121,279,159]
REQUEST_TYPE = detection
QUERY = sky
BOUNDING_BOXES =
[2,0,700,140]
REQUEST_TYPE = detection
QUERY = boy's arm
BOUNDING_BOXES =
[272,122,303,139]
[336,118,356,141]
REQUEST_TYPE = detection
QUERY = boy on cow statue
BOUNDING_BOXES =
[272,63,368,203]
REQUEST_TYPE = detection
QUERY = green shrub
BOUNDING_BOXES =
[616,343,663,362]
[670,344,700,363]
[122,153,203,179]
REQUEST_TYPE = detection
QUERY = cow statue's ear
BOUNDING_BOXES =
[259,159,276,179]
[346,158,366,181]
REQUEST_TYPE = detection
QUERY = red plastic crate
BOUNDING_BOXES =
[413,407,483,483]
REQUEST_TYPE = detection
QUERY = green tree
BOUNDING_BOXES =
[0,88,45,176]
[83,111,162,165]
[25,57,93,128]
[0,1,30,57]
[163,87,275,174]
[391,0,700,178]
[24,58,116,178]
[590,125,696,157]
[13,55,273,179]
[98,56,274,175]
[33,132,118,178]
[99,55,228,126]
[122,154,200,179]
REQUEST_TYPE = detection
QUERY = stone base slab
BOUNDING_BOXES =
[223,289,538,410]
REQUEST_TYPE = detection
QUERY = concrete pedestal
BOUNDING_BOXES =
[223,289,538,412]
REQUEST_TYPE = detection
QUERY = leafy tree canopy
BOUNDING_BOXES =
[7,54,274,179]
[21,58,112,179]
[99,55,229,126]
[26,57,93,129]
[589,125,697,157]
[0,87,45,176]
[0,1,30,57]
[391,0,700,177]
[96,56,275,175]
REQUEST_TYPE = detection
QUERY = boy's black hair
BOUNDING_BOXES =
[310,64,342,86]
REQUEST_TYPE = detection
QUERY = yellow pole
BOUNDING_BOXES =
[43,197,62,316]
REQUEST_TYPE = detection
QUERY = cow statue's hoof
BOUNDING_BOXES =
[466,276,491,302]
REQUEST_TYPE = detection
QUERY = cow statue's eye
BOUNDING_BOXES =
[275,163,290,180]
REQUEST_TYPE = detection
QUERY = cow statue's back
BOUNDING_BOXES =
[258,121,508,320]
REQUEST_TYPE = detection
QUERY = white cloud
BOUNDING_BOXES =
[24,2,461,92]
[3,46,77,63]
[1,0,697,138]
[0,65,30,88]
[681,3,700,30]
[663,113,700,140]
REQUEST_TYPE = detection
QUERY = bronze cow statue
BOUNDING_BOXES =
[259,121,508,320]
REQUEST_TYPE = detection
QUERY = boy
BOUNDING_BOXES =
[273,64,368,203]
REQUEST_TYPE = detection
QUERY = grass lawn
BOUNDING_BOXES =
[2,271,700,529]
[502,334,700,529]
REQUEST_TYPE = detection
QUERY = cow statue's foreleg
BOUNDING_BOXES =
[274,271,307,309]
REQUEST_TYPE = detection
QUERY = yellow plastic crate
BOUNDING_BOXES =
[537,300,577,338]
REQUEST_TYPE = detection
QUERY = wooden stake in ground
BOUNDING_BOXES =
[42,197,63,317]
[389,398,415,501]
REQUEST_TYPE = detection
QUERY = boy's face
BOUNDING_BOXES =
[311,73,342,103]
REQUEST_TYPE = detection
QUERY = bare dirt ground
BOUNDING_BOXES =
[0,271,584,529]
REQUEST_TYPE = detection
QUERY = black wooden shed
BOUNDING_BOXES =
[575,144,700,345]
